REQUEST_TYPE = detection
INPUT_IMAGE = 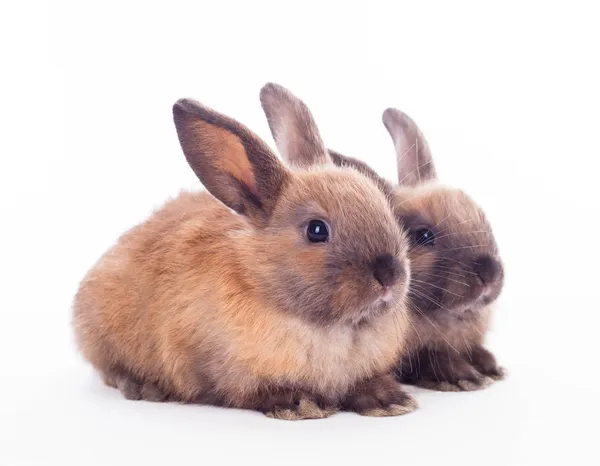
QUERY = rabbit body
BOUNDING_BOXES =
[73,84,416,419]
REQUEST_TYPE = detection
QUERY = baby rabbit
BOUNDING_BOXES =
[382,109,505,391]
[268,103,505,392]
[72,84,417,420]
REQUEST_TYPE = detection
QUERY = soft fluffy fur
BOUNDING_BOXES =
[276,106,506,392]
[73,84,417,420]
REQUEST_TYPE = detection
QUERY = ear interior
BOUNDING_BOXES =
[382,108,437,186]
[173,98,289,222]
[260,83,330,168]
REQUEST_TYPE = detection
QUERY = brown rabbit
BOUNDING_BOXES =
[267,103,505,392]
[72,84,417,420]
[380,109,505,391]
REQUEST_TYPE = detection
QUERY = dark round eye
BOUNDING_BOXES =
[414,228,436,246]
[306,220,329,243]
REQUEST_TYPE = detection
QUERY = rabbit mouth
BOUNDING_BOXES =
[377,288,395,303]
[349,294,396,327]
[452,284,502,315]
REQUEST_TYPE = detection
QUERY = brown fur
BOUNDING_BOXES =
[329,149,395,199]
[73,84,416,419]
[384,109,505,391]
[296,108,505,392]
[341,372,418,416]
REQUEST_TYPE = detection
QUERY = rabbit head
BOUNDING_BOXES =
[274,101,504,320]
[382,108,503,317]
[173,84,411,327]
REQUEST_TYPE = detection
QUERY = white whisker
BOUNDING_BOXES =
[398,142,416,166]
[409,301,460,353]
[441,244,489,252]
[431,218,474,238]
[433,230,490,242]
[432,213,452,230]
[399,160,433,185]
[426,273,470,287]
[412,278,463,297]
[410,286,463,318]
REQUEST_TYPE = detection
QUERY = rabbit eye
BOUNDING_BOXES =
[306,220,329,243]
[414,228,436,246]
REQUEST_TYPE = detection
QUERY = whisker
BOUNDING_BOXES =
[432,230,490,242]
[436,257,478,272]
[410,283,440,301]
[394,189,428,208]
[409,302,460,353]
[391,312,404,358]
[397,142,416,166]
[410,287,463,317]
[398,159,433,185]
[441,244,489,252]
[431,218,475,238]
[426,273,470,287]
[433,265,476,276]
[435,267,478,278]
[463,338,473,360]
[416,137,420,184]
[432,213,452,230]
[411,278,463,297]
[429,347,441,382]
[409,317,424,346]
[467,320,485,337]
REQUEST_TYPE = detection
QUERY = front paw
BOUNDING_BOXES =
[342,373,418,417]
[415,373,494,392]
[398,347,496,392]
[483,365,507,381]
[265,397,338,420]
[470,345,507,381]
[259,390,338,421]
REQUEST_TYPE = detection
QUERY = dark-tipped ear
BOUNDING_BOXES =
[173,98,290,224]
[382,108,437,186]
[328,149,395,198]
[260,83,330,169]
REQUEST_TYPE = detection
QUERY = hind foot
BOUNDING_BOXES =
[101,370,168,401]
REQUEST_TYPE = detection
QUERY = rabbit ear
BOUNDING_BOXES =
[382,108,437,186]
[328,149,395,198]
[173,98,290,224]
[260,83,330,168]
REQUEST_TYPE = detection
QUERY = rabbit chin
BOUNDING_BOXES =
[349,289,404,327]
[450,284,502,316]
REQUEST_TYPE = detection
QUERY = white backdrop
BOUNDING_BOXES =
[1,1,599,465]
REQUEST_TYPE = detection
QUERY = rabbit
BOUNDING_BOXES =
[72,83,418,420]
[266,103,505,392]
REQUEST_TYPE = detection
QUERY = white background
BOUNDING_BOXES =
[1,1,599,465]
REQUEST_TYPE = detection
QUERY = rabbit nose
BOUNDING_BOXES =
[373,254,403,288]
[474,255,500,285]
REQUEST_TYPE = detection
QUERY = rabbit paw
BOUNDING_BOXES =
[398,347,498,392]
[265,397,338,420]
[342,373,418,417]
[258,389,338,420]
[103,370,168,401]
[469,345,507,381]
[416,374,494,392]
